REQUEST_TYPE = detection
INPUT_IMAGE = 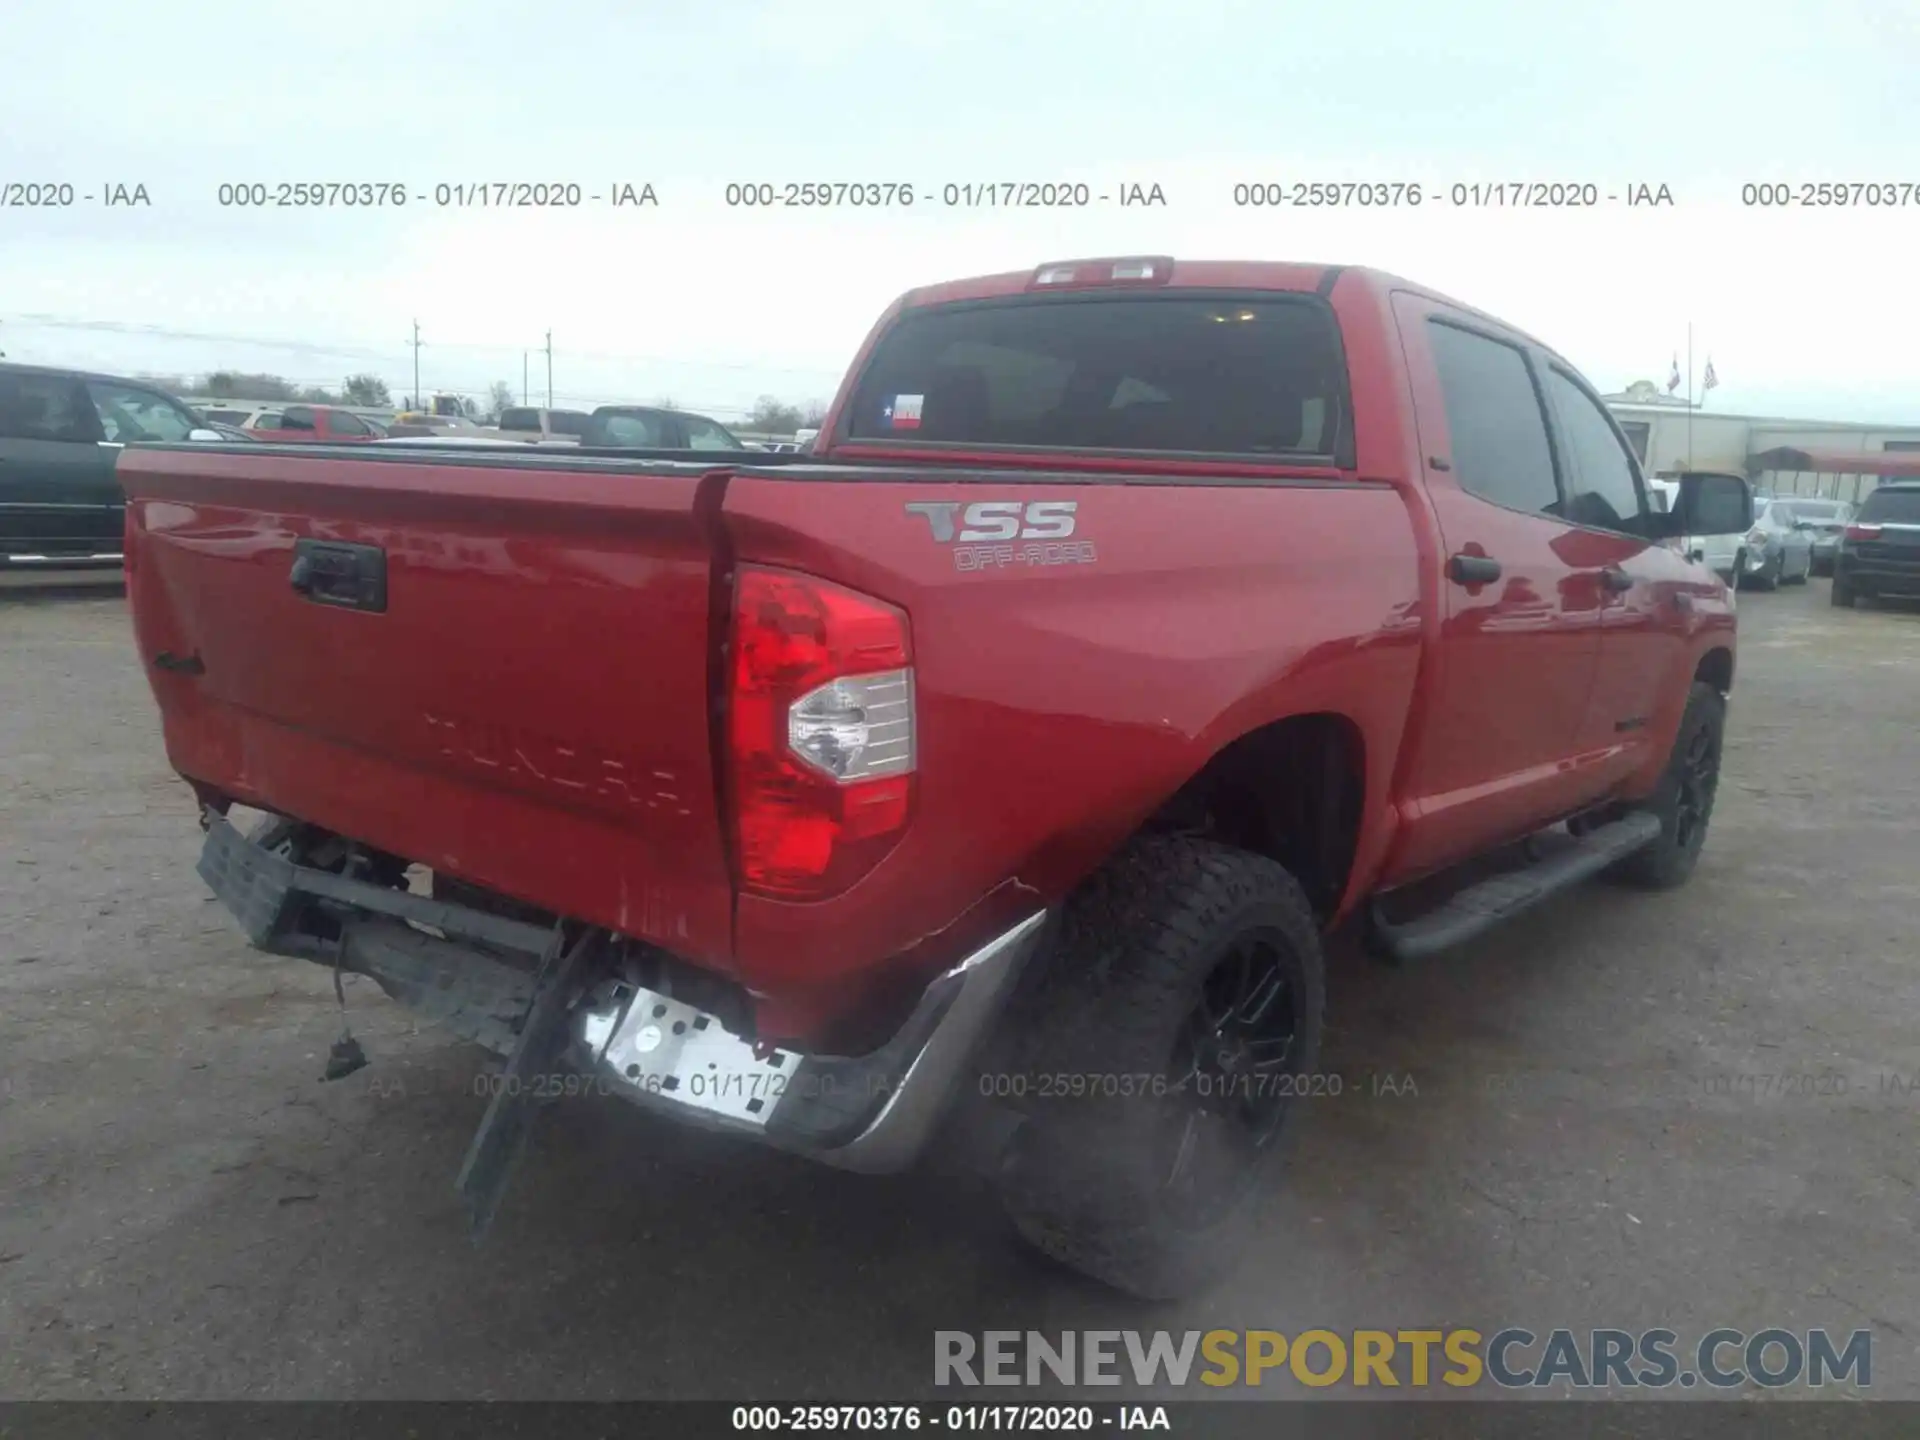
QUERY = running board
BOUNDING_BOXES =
[1368,812,1663,963]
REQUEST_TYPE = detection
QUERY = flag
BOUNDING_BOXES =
[887,393,924,431]
[1702,359,1719,392]
[1667,356,1681,394]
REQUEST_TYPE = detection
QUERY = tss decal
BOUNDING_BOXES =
[904,500,1096,571]
[905,500,1078,542]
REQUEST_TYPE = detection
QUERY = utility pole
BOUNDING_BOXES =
[1685,322,1694,469]
[408,320,425,410]
[544,330,553,409]
[522,352,529,406]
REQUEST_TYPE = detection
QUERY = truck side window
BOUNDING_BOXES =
[280,406,317,433]
[1425,321,1559,516]
[1545,369,1645,533]
[85,382,197,442]
[0,373,97,442]
[683,418,738,450]
[330,410,369,436]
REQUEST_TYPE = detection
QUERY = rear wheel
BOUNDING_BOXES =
[997,835,1324,1299]
[1831,578,1857,608]
[1608,683,1725,890]
[1746,553,1780,591]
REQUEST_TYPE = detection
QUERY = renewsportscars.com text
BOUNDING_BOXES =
[934,1328,1871,1390]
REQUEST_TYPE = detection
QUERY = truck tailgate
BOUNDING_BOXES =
[119,445,735,970]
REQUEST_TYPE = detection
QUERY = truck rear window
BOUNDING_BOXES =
[1856,487,1920,523]
[844,295,1350,458]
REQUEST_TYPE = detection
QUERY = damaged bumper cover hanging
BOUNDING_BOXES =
[195,812,1048,1224]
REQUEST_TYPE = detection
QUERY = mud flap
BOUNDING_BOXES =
[453,923,599,1240]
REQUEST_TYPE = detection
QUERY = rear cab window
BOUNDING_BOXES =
[842,294,1351,459]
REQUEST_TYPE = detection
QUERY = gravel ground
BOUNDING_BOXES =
[1,574,1916,1402]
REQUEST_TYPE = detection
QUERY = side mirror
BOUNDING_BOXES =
[1663,472,1754,538]
[187,428,224,442]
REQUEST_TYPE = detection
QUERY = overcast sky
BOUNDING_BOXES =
[3,0,1917,423]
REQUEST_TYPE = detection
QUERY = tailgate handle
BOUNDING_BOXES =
[289,539,388,613]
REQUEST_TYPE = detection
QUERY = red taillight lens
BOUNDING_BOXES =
[727,567,915,900]
[1845,523,1881,541]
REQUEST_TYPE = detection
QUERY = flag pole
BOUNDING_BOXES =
[1686,322,1694,467]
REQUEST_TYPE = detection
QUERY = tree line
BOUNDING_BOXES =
[135,370,830,433]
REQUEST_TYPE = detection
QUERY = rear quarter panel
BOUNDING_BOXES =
[721,471,1426,1038]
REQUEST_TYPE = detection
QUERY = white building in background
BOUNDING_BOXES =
[1603,380,1920,502]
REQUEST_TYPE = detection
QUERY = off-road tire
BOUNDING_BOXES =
[1608,682,1726,890]
[997,835,1325,1300]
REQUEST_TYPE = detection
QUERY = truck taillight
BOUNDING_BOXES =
[727,567,915,900]
[1845,523,1881,541]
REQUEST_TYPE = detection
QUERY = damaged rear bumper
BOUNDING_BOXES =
[196,813,1046,1175]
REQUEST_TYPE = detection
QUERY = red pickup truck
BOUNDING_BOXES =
[119,257,1753,1298]
[242,403,383,444]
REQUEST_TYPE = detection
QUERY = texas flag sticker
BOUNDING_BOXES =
[883,393,924,430]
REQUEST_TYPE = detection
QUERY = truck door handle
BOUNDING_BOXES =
[1600,565,1634,593]
[288,539,388,613]
[1447,553,1502,585]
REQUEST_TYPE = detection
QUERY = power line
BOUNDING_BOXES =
[1,314,844,379]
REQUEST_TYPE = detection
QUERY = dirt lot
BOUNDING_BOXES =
[2,574,1917,1401]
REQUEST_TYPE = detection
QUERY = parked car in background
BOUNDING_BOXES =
[201,421,260,442]
[197,405,259,427]
[1831,481,1920,607]
[0,361,220,566]
[244,404,383,444]
[1734,495,1813,590]
[1772,497,1854,575]
[390,412,483,436]
[494,407,591,444]
[577,406,746,449]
